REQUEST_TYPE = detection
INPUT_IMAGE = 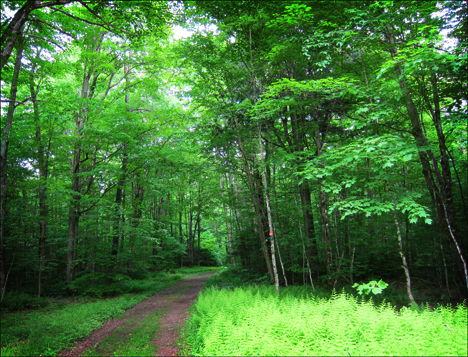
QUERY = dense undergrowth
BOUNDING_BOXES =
[0,267,218,357]
[183,267,467,356]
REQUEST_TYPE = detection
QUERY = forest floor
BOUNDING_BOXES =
[59,271,217,357]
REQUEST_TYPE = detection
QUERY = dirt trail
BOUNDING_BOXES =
[60,272,217,357]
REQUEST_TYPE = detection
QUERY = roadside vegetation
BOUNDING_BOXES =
[0,267,218,357]
[183,268,467,356]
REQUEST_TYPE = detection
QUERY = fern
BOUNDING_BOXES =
[185,286,467,356]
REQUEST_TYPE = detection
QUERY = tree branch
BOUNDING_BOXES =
[23,33,65,50]
[77,0,145,36]
[50,7,112,31]
[1,99,28,106]
[29,18,76,39]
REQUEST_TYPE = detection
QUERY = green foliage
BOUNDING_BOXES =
[68,272,185,297]
[352,279,389,296]
[203,266,269,290]
[0,292,53,311]
[2,2,467,343]
[185,286,467,356]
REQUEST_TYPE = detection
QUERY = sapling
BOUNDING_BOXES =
[352,279,388,296]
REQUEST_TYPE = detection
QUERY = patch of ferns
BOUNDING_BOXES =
[187,286,467,356]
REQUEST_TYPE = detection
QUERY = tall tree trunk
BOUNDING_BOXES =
[299,181,318,272]
[129,170,147,269]
[66,32,104,285]
[272,165,288,287]
[289,111,319,272]
[393,205,416,303]
[220,175,235,265]
[179,193,184,267]
[197,211,201,267]
[314,123,333,289]
[188,207,193,267]
[0,37,24,301]
[258,123,279,293]
[111,63,130,278]
[67,149,81,285]
[230,173,249,266]
[384,25,467,293]
[232,116,273,281]
[30,69,50,297]
[318,178,332,289]
[294,193,315,290]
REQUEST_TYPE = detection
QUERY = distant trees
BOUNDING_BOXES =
[1,0,466,301]
[180,0,467,297]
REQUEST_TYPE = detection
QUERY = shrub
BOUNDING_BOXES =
[1,291,52,311]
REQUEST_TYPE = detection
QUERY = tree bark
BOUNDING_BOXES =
[197,210,201,267]
[30,68,50,297]
[272,164,288,287]
[0,37,24,301]
[111,61,130,278]
[293,193,315,290]
[66,32,104,285]
[232,116,274,282]
[179,193,184,267]
[314,120,332,289]
[393,205,416,303]
[384,25,467,294]
[220,175,235,265]
[0,0,73,70]
[258,122,279,293]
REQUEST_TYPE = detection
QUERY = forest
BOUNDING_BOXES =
[1,0,467,356]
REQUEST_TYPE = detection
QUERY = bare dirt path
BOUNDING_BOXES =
[60,271,217,357]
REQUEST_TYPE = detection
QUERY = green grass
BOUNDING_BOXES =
[83,310,164,357]
[0,267,218,357]
[185,285,467,356]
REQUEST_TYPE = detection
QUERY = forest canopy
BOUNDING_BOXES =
[0,0,467,303]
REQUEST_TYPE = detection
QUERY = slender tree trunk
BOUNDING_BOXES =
[111,64,130,278]
[258,122,279,293]
[188,207,193,267]
[289,111,319,272]
[299,182,318,271]
[332,206,345,290]
[447,149,468,227]
[0,38,24,301]
[130,169,147,269]
[178,193,184,267]
[232,116,273,281]
[315,125,332,289]
[393,204,415,303]
[439,234,452,298]
[230,173,245,264]
[67,148,81,285]
[272,165,288,287]
[318,178,332,289]
[293,193,315,290]
[197,211,201,267]
[30,70,50,297]
[220,175,235,265]
[384,25,467,293]
[348,216,356,285]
